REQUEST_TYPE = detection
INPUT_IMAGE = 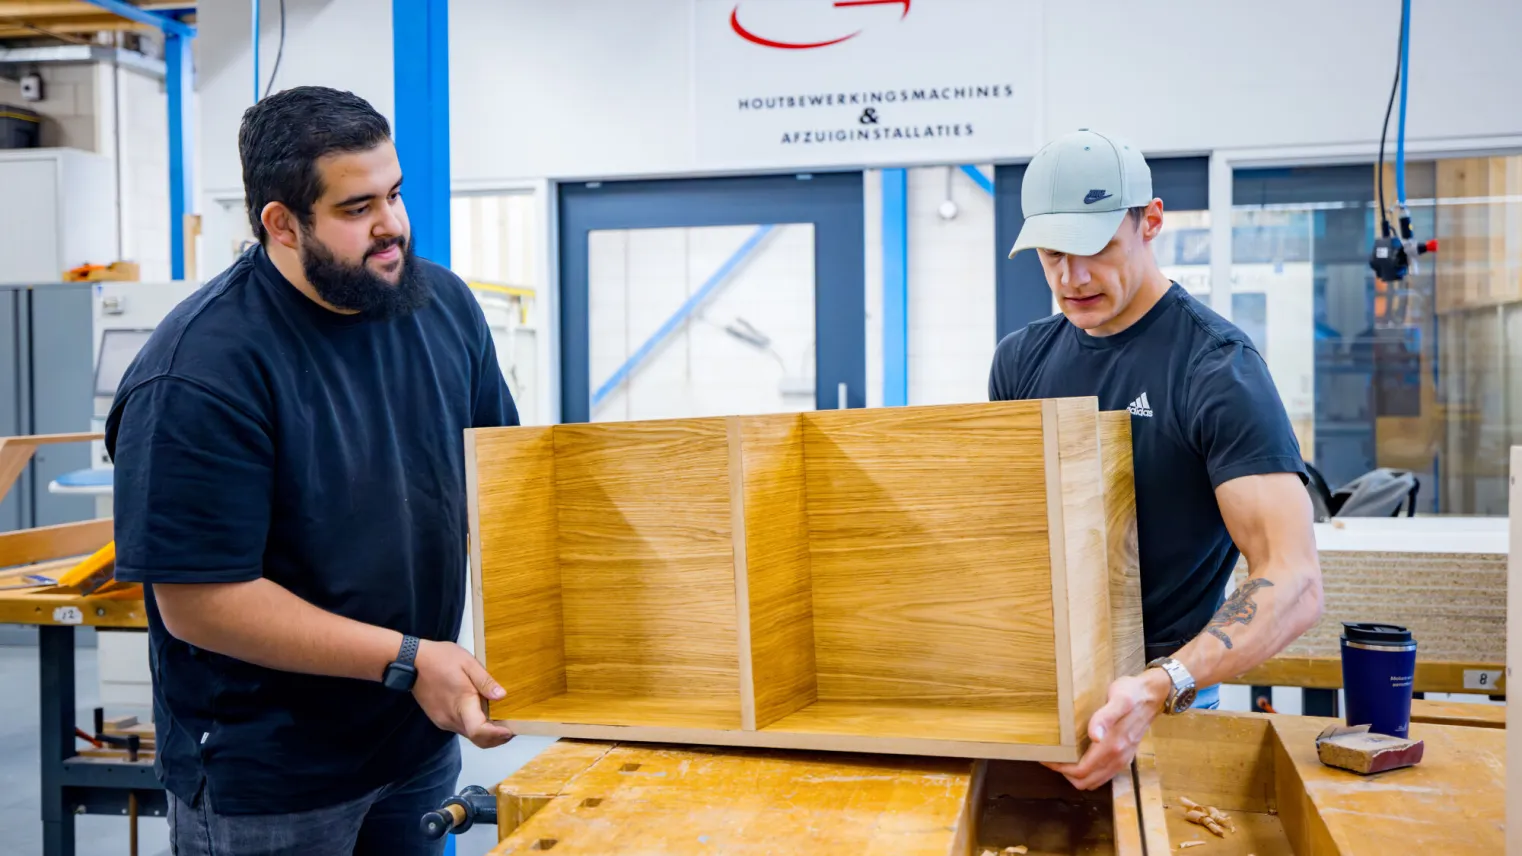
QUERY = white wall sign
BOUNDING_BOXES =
[693,0,1038,169]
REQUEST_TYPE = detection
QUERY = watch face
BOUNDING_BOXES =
[1173,686,1197,713]
[383,663,417,691]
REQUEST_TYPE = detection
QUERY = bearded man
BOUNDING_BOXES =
[106,86,517,855]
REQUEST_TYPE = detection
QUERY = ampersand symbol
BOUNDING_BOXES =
[859,108,879,125]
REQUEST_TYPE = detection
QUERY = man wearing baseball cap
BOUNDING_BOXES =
[990,129,1324,790]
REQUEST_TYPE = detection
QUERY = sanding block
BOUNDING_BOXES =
[1315,723,1424,774]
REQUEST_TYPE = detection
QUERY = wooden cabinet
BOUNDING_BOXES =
[467,397,1140,763]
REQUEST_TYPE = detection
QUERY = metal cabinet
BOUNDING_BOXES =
[0,282,95,532]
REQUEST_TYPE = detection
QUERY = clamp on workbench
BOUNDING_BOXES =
[420,784,497,839]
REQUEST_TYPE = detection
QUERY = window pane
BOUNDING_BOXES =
[450,192,541,424]
[1232,156,1522,515]
[587,224,816,422]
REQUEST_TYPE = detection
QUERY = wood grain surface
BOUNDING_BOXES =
[486,742,983,855]
[1408,697,1505,729]
[1107,764,1144,856]
[803,402,1060,715]
[0,518,112,569]
[761,700,1061,745]
[1048,397,1111,747]
[729,414,817,730]
[1148,711,1278,814]
[1272,714,1506,855]
[553,419,741,706]
[1131,738,1170,856]
[1097,411,1143,679]
[468,427,567,719]
[495,740,614,839]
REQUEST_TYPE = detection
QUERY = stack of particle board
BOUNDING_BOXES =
[466,397,1141,764]
[1232,516,1506,684]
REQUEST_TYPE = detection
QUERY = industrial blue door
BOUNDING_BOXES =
[558,172,865,424]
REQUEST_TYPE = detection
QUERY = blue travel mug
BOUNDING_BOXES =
[1340,622,1418,739]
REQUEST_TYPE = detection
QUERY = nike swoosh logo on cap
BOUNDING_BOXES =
[1084,190,1113,204]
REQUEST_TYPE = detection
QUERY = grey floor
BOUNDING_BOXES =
[0,644,556,856]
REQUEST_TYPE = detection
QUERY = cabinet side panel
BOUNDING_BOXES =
[734,414,818,730]
[1052,398,1111,750]
[470,427,565,720]
[1098,410,1143,678]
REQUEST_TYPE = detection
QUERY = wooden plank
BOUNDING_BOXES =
[0,432,102,446]
[1149,711,1278,814]
[1272,714,1506,855]
[760,701,1061,745]
[470,427,566,720]
[0,442,35,509]
[0,590,144,628]
[728,414,816,731]
[1050,397,1110,750]
[1229,655,1505,696]
[1131,738,1170,856]
[801,402,1060,717]
[487,743,984,855]
[0,519,112,572]
[1098,411,1142,679]
[505,695,743,731]
[1108,765,1143,856]
[1409,698,1505,729]
[552,418,739,718]
[502,716,1080,764]
[494,740,615,840]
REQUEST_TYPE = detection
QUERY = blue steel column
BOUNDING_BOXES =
[166,30,194,279]
[79,1,196,280]
[393,0,451,267]
[881,169,908,407]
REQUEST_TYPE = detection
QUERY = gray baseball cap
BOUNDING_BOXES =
[1007,129,1153,258]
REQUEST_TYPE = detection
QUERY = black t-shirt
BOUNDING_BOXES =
[988,283,1305,657]
[105,247,519,814]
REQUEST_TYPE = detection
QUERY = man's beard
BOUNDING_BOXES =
[299,230,432,320]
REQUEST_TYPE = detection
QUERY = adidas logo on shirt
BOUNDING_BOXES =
[1128,392,1153,418]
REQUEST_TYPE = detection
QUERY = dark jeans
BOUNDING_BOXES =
[169,737,462,856]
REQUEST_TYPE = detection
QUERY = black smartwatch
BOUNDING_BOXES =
[382,635,420,691]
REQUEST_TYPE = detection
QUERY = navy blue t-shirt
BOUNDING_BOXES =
[105,247,519,814]
[988,283,1305,659]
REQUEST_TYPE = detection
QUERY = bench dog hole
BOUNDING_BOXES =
[620,763,641,773]
[532,840,557,851]
[581,798,603,808]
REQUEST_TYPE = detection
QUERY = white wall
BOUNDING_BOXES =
[190,0,1522,425]
[196,0,1522,190]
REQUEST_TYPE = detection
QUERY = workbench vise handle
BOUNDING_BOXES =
[420,784,496,839]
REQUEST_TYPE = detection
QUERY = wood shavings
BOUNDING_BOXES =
[1005,848,1028,855]
[1179,796,1229,837]
[1178,843,1205,850]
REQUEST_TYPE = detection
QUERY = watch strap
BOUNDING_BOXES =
[397,634,420,667]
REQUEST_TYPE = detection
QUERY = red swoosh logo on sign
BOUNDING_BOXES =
[833,0,911,18]
[730,0,910,50]
[730,6,859,49]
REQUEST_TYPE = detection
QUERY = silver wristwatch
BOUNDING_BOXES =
[1146,656,1197,714]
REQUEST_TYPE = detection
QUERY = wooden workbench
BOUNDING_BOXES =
[484,710,1506,855]
[1143,711,1505,855]
[487,739,1141,855]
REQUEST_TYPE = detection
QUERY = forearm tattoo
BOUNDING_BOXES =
[1205,578,1275,650]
